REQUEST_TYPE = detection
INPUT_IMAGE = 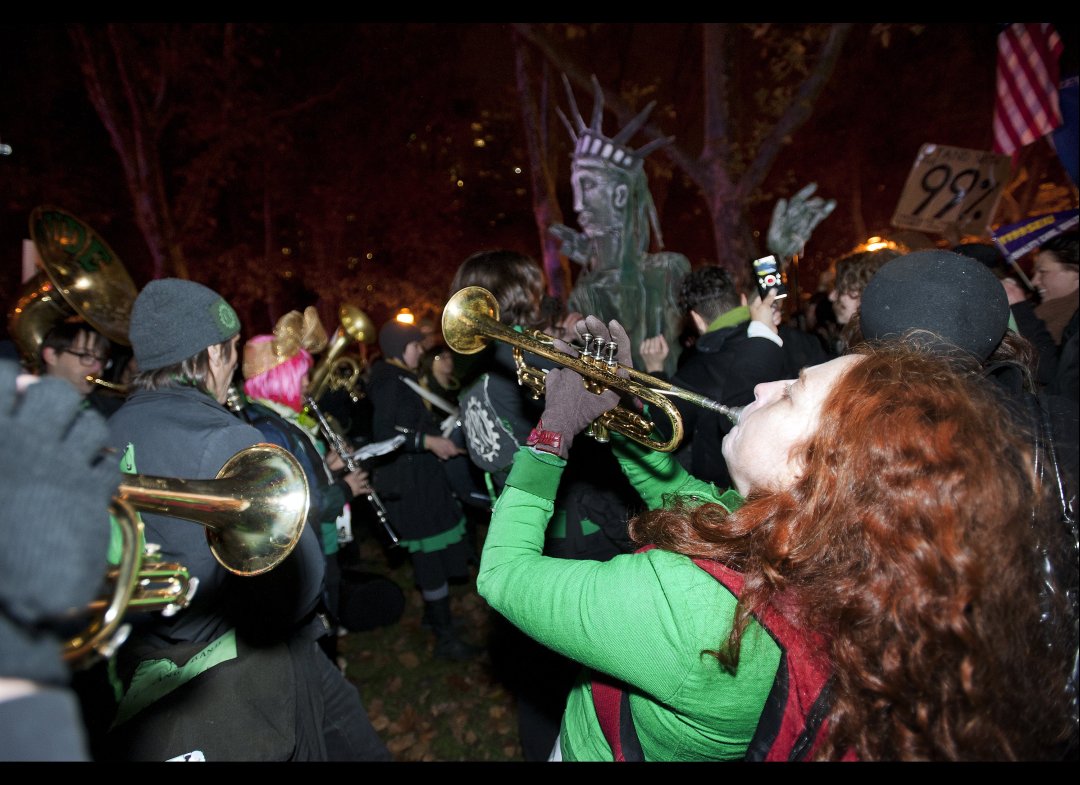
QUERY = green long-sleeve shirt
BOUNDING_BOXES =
[477,440,782,761]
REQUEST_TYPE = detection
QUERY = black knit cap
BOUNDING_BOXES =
[378,320,424,360]
[859,250,1010,362]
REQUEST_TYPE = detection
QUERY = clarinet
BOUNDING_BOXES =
[304,395,400,547]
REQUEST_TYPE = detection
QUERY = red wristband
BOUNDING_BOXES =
[526,419,564,454]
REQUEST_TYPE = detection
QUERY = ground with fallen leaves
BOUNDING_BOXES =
[338,511,527,762]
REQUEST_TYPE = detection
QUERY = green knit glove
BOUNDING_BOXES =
[530,316,632,458]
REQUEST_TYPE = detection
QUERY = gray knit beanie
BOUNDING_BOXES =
[130,278,241,370]
[378,320,424,360]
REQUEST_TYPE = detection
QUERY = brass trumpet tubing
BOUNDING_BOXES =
[306,304,375,403]
[85,375,129,395]
[62,500,142,664]
[442,286,686,452]
[64,443,308,665]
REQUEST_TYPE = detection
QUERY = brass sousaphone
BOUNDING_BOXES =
[7,205,137,375]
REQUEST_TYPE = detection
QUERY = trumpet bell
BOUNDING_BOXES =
[339,303,376,345]
[117,443,310,577]
[306,303,375,402]
[441,286,501,355]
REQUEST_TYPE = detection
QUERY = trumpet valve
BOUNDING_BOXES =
[603,341,618,367]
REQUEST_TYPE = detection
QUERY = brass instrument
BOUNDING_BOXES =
[441,287,742,453]
[63,500,196,664]
[7,206,137,379]
[86,375,128,395]
[307,304,376,403]
[63,442,310,664]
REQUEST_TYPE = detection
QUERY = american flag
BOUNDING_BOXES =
[992,23,1064,157]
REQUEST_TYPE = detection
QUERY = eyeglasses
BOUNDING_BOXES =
[63,349,111,368]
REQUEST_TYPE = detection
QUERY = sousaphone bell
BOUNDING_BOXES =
[7,205,137,377]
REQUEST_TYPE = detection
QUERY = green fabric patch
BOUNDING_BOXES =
[716,487,745,513]
[112,629,239,728]
[320,521,340,555]
[119,442,137,475]
[546,510,600,539]
[708,305,749,332]
[107,511,124,566]
[398,517,467,554]
[214,299,240,335]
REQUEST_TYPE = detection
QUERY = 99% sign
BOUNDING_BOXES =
[891,144,1012,237]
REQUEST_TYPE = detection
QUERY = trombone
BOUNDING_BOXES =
[63,442,310,665]
[441,287,742,453]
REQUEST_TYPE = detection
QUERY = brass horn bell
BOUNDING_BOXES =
[7,205,137,381]
[63,443,310,665]
[306,303,376,403]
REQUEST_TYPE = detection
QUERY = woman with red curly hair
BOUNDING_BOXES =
[478,316,1074,761]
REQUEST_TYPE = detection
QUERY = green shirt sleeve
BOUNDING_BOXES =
[611,432,743,512]
[478,446,753,703]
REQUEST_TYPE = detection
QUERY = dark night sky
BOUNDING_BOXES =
[2,22,1077,337]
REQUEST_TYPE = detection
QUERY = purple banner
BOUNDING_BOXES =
[992,209,1079,261]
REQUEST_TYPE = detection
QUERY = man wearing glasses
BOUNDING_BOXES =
[39,321,110,397]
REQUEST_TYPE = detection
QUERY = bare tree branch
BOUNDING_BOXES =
[737,23,852,201]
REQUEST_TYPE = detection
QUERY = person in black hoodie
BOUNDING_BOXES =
[639,265,787,489]
[449,248,639,760]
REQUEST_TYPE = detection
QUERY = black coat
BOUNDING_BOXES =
[459,340,637,559]
[365,359,462,542]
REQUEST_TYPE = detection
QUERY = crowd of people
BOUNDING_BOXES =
[1,227,1077,762]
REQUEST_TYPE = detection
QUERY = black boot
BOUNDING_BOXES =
[426,597,482,662]
[421,602,465,632]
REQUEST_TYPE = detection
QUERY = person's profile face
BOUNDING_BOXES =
[44,329,107,395]
[829,288,860,325]
[722,354,860,496]
[1031,250,1079,301]
[403,340,424,370]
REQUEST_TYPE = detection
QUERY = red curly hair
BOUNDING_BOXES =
[631,343,1072,760]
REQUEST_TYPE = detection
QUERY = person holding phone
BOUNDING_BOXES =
[638,265,786,488]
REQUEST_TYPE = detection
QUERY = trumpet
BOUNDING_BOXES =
[64,499,197,665]
[63,442,310,665]
[441,287,741,453]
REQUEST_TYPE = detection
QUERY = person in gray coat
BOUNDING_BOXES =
[97,278,389,762]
